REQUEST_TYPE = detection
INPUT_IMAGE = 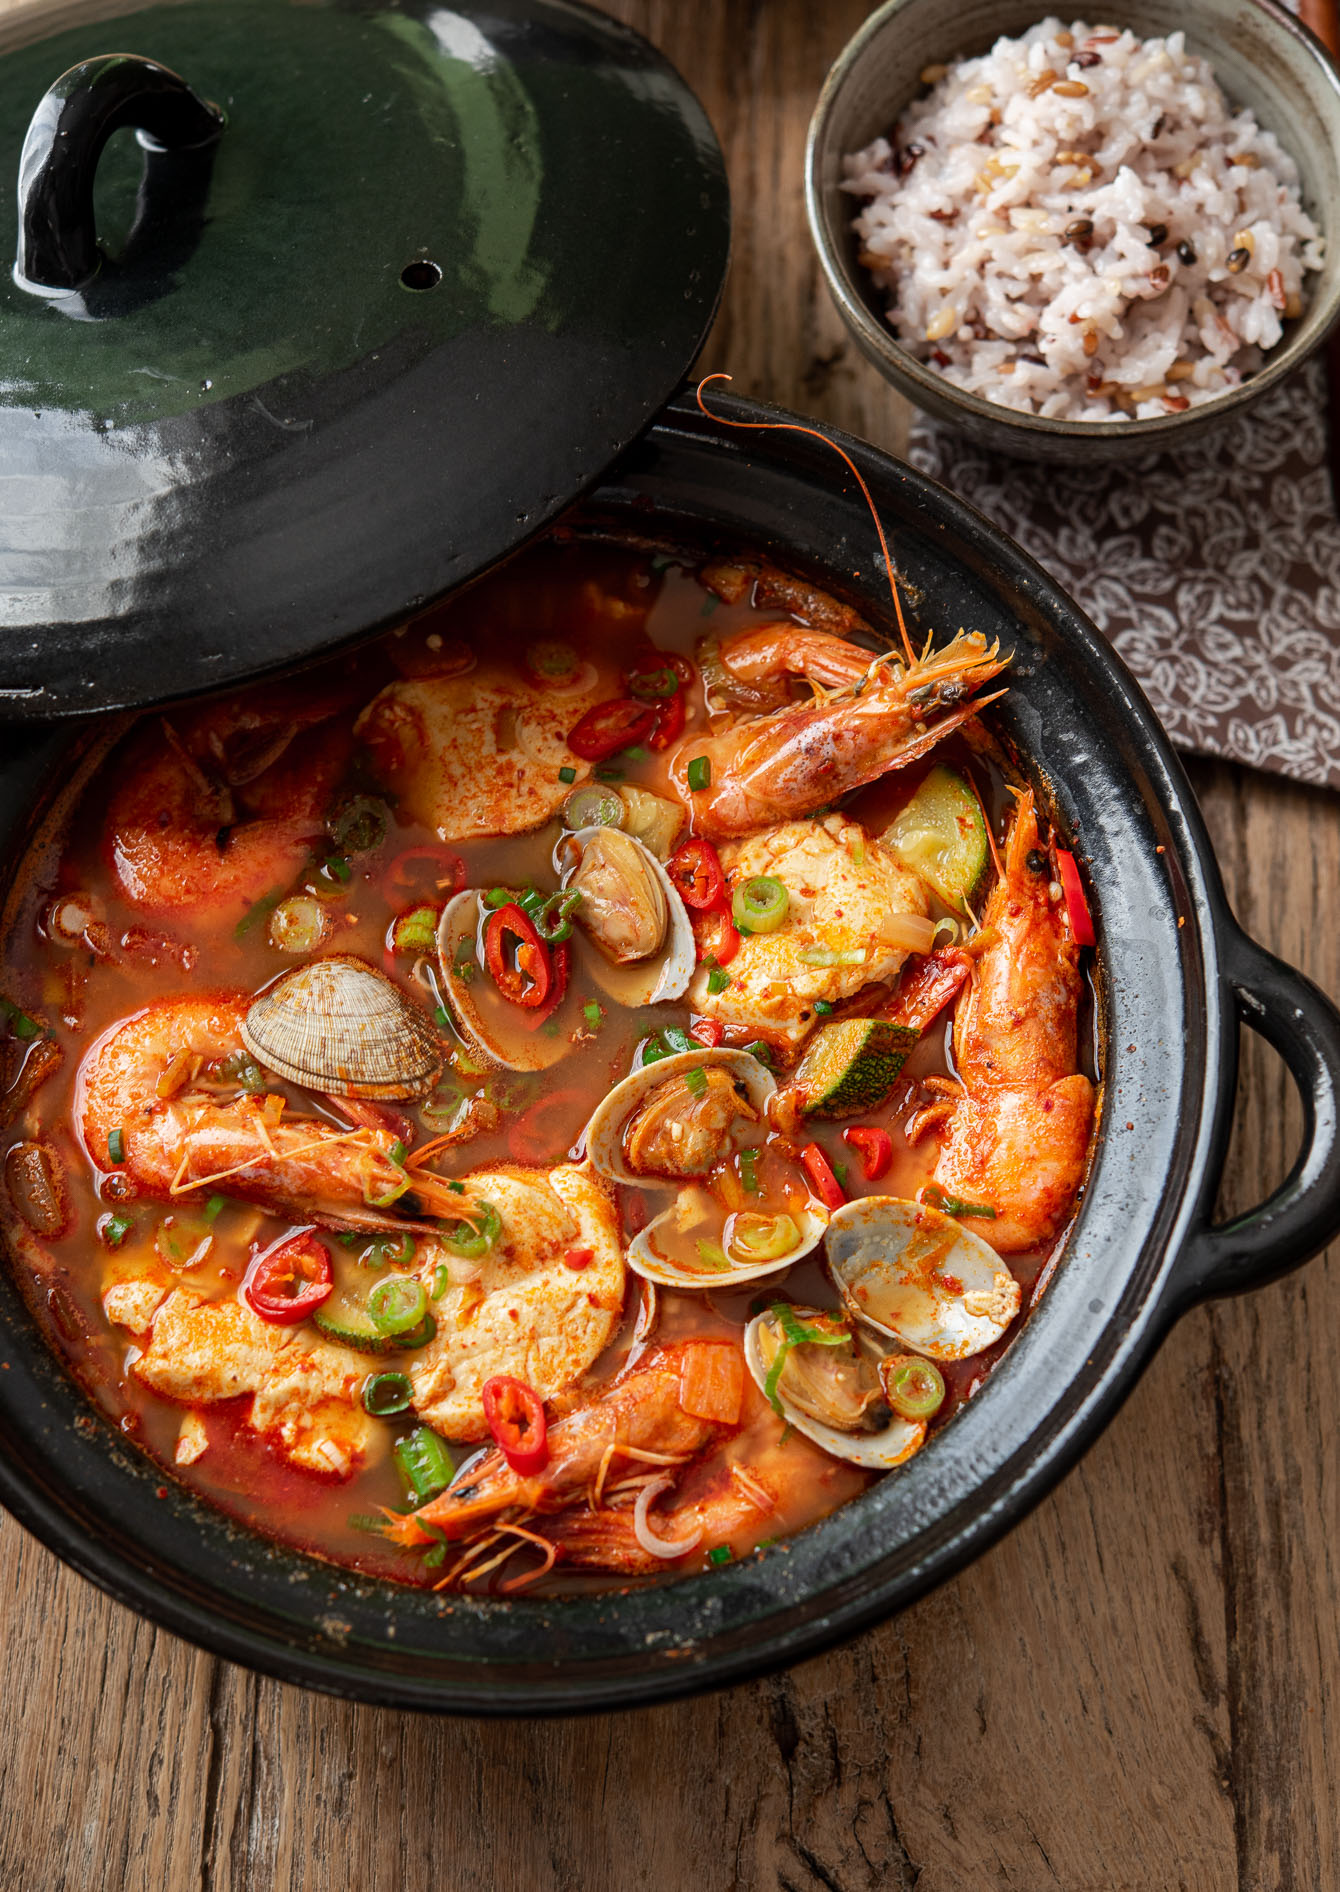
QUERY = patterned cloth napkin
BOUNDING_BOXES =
[906,357,1340,789]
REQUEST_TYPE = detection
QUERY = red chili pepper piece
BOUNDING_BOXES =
[622,649,695,697]
[648,689,686,751]
[800,1142,846,1212]
[482,1374,550,1475]
[484,904,554,1010]
[842,1125,893,1182]
[244,1231,333,1326]
[695,903,741,968]
[689,1018,724,1048]
[1055,849,1096,948]
[668,838,728,910]
[523,940,570,1032]
[507,1088,585,1164]
[566,698,658,762]
[563,1247,594,1272]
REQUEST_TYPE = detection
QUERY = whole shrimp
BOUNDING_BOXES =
[669,625,1007,839]
[78,995,455,1230]
[922,791,1095,1252]
[103,681,353,922]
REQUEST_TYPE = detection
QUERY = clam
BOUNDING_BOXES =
[436,891,573,1073]
[240,955,443,1101]
[559,826,694,1006]
[743,1307,925,1469]
[584,1049,775,1187]
[825,1196,1022,1360]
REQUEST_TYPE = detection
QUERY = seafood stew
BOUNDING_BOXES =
[0,534,1099,1597]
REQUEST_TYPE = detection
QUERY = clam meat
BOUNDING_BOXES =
[560,826,693,1007]
[584,1049,775,1187]
[743,1307,925,1469]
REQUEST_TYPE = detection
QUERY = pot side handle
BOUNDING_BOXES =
[1174,927,1340,1305]
[14,54,224,296]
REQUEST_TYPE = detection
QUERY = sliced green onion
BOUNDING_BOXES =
[594,766,624,784]
[639,1036,672,1067]
[706,967,731,995]
[743,1041,773,1066]
[362,1370,413,1417]
[623,745,649,763]
[219,1050,266,1093]
[558,765,577,784]
[363,1166,411,1209]
[335,1230,363,1249]
[448,1179,465,1194]
[323,854,352,883]
[392,905,440,955]
[433,1008,453,1033]
[155,1215,212,1270]
[394,1426,453,1503]
[100,1212,134,1248]
[686,756,711,792]
[813,999,834,1016]
[233,888,284,941]
[798,946,865,967]
[361,1233,416,1268]
[707,1544,733,1567]
[661,1026,695,1055]
[832,1162,848,1188]
[695,1239,731,1271]
[423,1542,447,1568]
[700,594,720,617]
[738,1149,760,1196]
[107,1128,125,1164]
[329,797,389,855]
[732,876,789,935]
[368,1275,428,1336]
[430,1263,450,1299]
[392,1310,438,1351]
[484,886,514,909]
[626,665,680,700]
[388,1139,408,1166]
[882,1356,946,1421]
[348,1512,390,1537]
[728,1212,799,1263]
[684,1066,709,1098]
[0,997,40,1041]
[583,1001,603,1027]
[203,1194,227,1222]
[443,1200,502,1259]
[920,1184,997,1220]
[762,1303,851,1416]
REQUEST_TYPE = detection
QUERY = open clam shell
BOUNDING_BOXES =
[241,955,443,1101]
[436,891,572,1073]
[584,1048,776,1187]
[626,1195,829,1291]
[825,1196,1022,1361]
[743,1309,925,1469]
[559,826,694,1007]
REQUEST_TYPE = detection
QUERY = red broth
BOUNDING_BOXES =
[0,534,1094,1595]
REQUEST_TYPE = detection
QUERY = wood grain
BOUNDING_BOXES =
[1,3,1338,1888]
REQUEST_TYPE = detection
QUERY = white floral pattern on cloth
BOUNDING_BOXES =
[907,358,1340,789]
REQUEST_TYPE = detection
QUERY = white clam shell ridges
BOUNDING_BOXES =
[743,1311,926,1470]
[825,1196,1022,1361]
[242,955,444,1100]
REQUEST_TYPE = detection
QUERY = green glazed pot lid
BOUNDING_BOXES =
[0,0,730,717]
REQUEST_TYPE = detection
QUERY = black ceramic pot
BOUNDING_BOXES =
[2,391,1338,1715]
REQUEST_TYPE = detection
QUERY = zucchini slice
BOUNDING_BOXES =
[882,766,989,910]
[313,1288,395,1355]
[794,1018,919,1119]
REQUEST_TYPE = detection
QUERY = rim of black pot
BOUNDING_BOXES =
[0,392,1310,1714]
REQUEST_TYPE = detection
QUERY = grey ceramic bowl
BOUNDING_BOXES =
[806,0,1340,461]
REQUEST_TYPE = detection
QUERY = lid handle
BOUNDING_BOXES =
[15,54,225,296]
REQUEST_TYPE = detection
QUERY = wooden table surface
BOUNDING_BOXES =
[4,3,1339,1888]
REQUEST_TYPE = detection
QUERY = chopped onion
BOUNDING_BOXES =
[632,1474,702,1560]
[882,912,939,956]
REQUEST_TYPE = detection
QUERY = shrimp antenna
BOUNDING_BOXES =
[694,373,915,667]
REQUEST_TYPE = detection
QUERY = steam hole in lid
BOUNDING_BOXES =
[400,259,442,291]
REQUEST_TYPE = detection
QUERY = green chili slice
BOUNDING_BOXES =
[361,1233,416,1269]
[707,1544,733,1566]
[442,1200,502,1259]
[533,888,583,944]
[362,1371,413,1417]
[107,1128,125,1164]
[392,905,440,955]
[686,756,711,792]
[391,1310,438,1351]
[100,1212,134,1248]
[367,1275,428,1336]
[394,1426,454,1503]
[732,876,788,934]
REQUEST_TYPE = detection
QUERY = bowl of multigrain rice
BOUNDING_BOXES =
[806,0,1340,459]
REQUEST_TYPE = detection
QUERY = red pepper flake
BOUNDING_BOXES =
[563,1246,594,1271]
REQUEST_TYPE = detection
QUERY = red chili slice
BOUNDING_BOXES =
[384,845,466,904]
[243,1231,333,1326]
[695,903,741,968]
[566,698,657,761]
[648,689,687,751]
[622,649,695,697]
[843,1125,893,1182]
[563,1247,594,1272]
[507,1088,585,1164]
[1055,849,1096,948]
[523,940,570,1032]
[800,1142,847,1212]
[689,1018,724,1048]
[482,1374,550,1475]
[484,904,554,1010]
[668,838,728,910]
